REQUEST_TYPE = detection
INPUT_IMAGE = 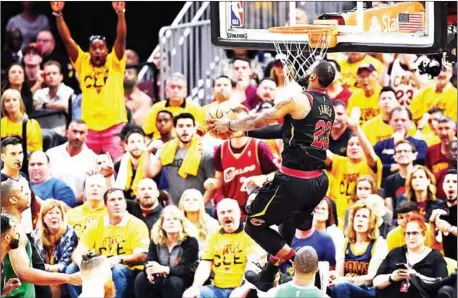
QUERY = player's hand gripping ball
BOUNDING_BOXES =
[205,105,242,139]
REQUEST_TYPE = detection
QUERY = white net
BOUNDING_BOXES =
[271,29,334,87]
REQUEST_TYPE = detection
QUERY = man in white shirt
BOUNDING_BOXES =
[34,60,74,111]
[46,120,97,204]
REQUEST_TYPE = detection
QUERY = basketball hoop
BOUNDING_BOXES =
[268,24,338,87]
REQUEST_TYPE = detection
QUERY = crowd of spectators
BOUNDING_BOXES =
[0,1,457,298]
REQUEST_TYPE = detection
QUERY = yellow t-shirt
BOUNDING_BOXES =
[81,213,150,270]
[201,226,256,289]
[410,84,457,121]
[386,225,433,251]
[328,155,382,224]
[0,117,42,152]
[67,202,107,238]
[338,55,384,88]
[417,125,441,147]
[347,86,382,126]
[362,115,417,146]
[73,46,127,131]
[142,99,205,137]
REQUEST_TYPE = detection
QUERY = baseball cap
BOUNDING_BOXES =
[274,54,287,65]
[23,43,42,57]
[357,63,376,75]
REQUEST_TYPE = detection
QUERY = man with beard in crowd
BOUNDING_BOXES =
[146,113,215,207]
[126,178,163,230]
[115,128,148,200]
[124,66,152,125]
[47,120,97,204]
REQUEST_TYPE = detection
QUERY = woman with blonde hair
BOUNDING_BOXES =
[135,205,199,298]
[34,199,78,298]
[178,189,219,252]
[330,201,388,298]
[344,175,379,229]
[1,88,42,152]
[404,165,445,221]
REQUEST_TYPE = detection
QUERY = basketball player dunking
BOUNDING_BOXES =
[206,60,336,292]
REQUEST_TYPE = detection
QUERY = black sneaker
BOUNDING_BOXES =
[245,262,278,292]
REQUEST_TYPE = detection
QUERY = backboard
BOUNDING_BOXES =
[210,2,449,54]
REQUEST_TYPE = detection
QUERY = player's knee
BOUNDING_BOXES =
[244,219,261,238]
[295,214,314,232]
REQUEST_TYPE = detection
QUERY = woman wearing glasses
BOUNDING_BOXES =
[373,213,448,297]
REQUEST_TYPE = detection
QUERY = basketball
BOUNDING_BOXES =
[205,104,238,139]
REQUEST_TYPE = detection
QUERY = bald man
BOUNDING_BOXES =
[28,151,76,207]
[182,199,259,298]
[267,246,329,297]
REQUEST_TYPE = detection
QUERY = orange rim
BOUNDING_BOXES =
[268,25,338,48]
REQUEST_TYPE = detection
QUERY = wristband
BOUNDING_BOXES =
[119,256,124,265]
[42,103,48,109]
[388,274,394,283]
[52,12,63,17]
[116,9,125,15]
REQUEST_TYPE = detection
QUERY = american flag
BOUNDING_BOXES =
[397,12,424,32]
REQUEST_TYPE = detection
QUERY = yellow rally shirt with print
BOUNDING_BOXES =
[73,46,127,131]
[81,213,150,270]
[338,55,384,88]
[201,226,256,289]
[67,202,107,239]
[362,115,417,146]
[346,86,382,126]
[328,155,382,224]
[410,83,457,122]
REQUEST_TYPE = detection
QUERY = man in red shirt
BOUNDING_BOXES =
[425,116,456,181]
[204,105,278,221]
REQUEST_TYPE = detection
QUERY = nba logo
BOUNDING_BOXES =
[230,2,244,28]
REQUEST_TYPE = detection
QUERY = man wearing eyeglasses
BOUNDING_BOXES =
[50,1,127,162]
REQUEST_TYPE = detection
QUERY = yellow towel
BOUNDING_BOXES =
[125,153,146,196]
[160,135,202,179]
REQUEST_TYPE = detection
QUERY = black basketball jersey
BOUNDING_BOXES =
[281,90,335,171]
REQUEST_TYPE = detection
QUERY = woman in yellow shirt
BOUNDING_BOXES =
[1,88,42,152]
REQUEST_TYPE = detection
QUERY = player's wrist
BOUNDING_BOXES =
[116,9,125,15]
[52,11,63,18]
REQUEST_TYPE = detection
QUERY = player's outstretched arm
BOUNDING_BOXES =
[245,124,282,139]
[112,1,127,60]
[50,2,78,63]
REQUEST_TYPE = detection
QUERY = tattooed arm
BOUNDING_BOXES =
[207,83,308,133]
[229,96,297,131]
